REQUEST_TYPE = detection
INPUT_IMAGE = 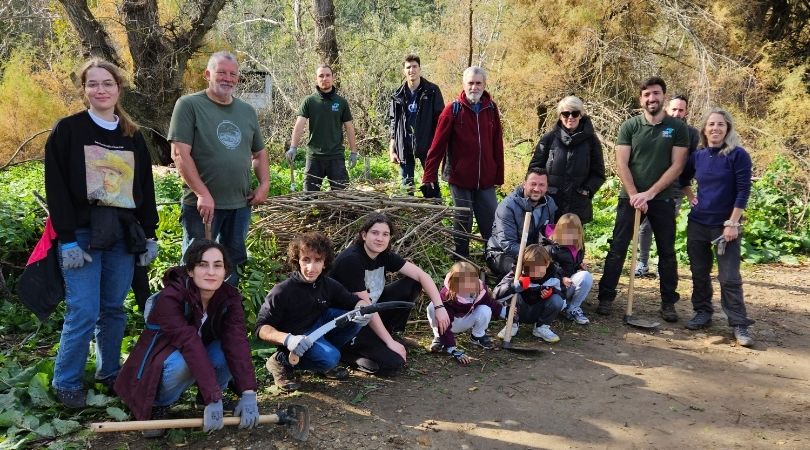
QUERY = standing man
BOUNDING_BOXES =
[635,94,700,277]
[485,168,557,278]
[596,77,688,322]
[169,51,269,286]
[287,65,359,191]
[421,66,504,258]
[388,54,445,190]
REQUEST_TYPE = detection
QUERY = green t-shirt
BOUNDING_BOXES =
[297,90,352,160]
[168,91,265,209]
[616,114,688,199]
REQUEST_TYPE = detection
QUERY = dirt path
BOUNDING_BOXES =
[90,264,810,449]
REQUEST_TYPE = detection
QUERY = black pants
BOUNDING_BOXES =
[341,277,421,374]
[485,251,515,280]
[598,198,679,305]
[304,157,349,191]
[132,264,151,312]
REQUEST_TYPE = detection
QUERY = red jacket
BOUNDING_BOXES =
[115,267,257,420]
[422,90,504,190]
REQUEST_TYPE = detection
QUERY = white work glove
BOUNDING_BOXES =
[350,311,374,327]
[137,239,158,266]
[60,243,93,269]
[284,334,313,357]
[285,146,297,164]
[348,151,359,168]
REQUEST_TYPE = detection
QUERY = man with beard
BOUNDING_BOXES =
[596,77,688,322]
[421,66,504,259]
[287,65,359,191]
[485,168,557,278]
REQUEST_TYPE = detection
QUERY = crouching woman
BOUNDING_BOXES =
[115,240,259,436]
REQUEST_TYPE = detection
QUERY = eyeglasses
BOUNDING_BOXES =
[560,110,581,118]
[85,81,118,91]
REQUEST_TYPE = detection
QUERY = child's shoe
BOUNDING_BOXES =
[470,333,494,349]
[566,306,590,325]
[532,324,560,343]
[428,336,443,353]
[497,323,519,339]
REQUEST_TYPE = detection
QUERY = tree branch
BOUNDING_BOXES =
[56,0,122,66]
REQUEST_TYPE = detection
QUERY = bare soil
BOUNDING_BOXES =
[90,264,810,449]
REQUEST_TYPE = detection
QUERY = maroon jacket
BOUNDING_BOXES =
[115,267,257,420]
[436,275,502,348]
[422,90,504,190]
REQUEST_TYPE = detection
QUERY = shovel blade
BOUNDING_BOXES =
[284,404,310,441]
[501,340,542,354]
[624,314,660,329]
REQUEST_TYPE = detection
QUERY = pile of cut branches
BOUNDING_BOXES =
[251,189,481,276]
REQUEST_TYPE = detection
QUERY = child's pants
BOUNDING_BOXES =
[427,303,492,348]
[566,270,593,310]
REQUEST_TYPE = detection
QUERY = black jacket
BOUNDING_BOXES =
[388,77,445,161]
[542,237,584,278]
[529,116,605,223]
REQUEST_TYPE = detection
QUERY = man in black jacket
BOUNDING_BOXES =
[388,54,445,192]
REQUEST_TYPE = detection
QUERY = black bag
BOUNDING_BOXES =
[16,240,64,322]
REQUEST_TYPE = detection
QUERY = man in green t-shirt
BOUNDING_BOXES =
[286,65,359,191]
[168,51,269,285]
[596,77,688,322]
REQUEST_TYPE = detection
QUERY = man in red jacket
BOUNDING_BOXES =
[421,66,504,258]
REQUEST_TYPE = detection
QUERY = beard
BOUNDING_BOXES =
[645,101,662,115]
[465,91,483,104]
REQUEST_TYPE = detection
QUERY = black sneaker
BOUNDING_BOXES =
[470,333,494,349]
[54,388,86,409]
[686,311,713,330]
[265,352,301,392]
[596,301,613,316]
[320,366,350,380]
[660,303,679,322]
[142,405,171,438]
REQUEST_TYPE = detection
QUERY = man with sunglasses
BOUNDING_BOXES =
[596,77,688,322]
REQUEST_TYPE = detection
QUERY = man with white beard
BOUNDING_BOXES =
[421,66,504,259]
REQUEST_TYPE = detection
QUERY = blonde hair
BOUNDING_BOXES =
[446,261,479,300]
[557,95,584,115]
[700,108,741,156]
[522,244,551,273]
[551,213,585,250]
[76,58,138,137]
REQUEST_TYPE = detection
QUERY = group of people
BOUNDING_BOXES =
[40,50,754,436]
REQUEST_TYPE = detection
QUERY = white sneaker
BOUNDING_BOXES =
[497,323,519,339]
[532,324,560,343]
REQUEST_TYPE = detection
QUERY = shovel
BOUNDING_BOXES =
[204,221,212,241]
[501,211,541,354]
[90,404,310,441]
[624,208,660,329]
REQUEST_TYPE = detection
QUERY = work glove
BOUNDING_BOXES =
[348,151,360,168]
[540,286,554,300]
[285,146,297,164]
[234,391,259,429]
[137,239,158,266]
[419,182,441,199]
[203,400,224,432]
[61,243,93,269]
[712,235,727,255]
[512,281,524,293]
[284,334,313,357]
[350,311,374,327]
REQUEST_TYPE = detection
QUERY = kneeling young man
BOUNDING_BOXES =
[256,232,371,392]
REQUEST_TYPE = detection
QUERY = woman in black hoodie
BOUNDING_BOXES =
[529,96,605,224]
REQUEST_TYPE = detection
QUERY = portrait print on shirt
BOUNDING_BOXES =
[85,146,136,208]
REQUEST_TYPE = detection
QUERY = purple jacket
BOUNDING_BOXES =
[115,267,257,420]
[436,275,502,348]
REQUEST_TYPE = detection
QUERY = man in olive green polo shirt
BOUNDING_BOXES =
[286,65,359,191]
[596,77,688,322]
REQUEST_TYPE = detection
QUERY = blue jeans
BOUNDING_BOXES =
[53,228,134,391]
[181,204,250,286]
[566,270,593,310]
[294,308,363,373]
[154,340,231,406]
[399,152,423,190]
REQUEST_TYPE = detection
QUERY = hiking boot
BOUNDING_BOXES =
[321,366,350,380]
[566,306,590,325]
[686,311,713,330]
[660,303,679,322]
[428,336,444,353]
[265,352,300,392]
[142,405,171,438]
[54,388,86,409]
[497,323,519,339]
[470,333,494,349]
[634,262,649,277]
[596,301,612,316]
[96,375,117,396]
[733,326,754,347]
[532,324,560,343]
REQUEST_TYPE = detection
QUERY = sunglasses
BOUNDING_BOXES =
[560,110,581,118]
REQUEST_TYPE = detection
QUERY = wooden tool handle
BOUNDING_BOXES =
[91,414,281,432]
[626,208,642,316]
[503,211,533,345]
[204,221,212,240]
[288,352,300,366]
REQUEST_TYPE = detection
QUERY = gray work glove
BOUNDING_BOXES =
[60,243,92,269]
[234,391,259,429]
[284,334,313,357]
[350,311,374,327]
[137,239,158,266]
[348,151,359,168]
[203,400,224,432]
[285,146,297,164]
[712,235,727,255]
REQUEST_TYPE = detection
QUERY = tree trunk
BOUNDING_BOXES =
[312,0,339,68]
[56,0,228,164]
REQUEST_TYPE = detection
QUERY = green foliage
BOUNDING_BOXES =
[0,163,46,291]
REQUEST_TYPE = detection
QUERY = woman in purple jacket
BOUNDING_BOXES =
[680,108,754,347]
[115,240,259,436]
